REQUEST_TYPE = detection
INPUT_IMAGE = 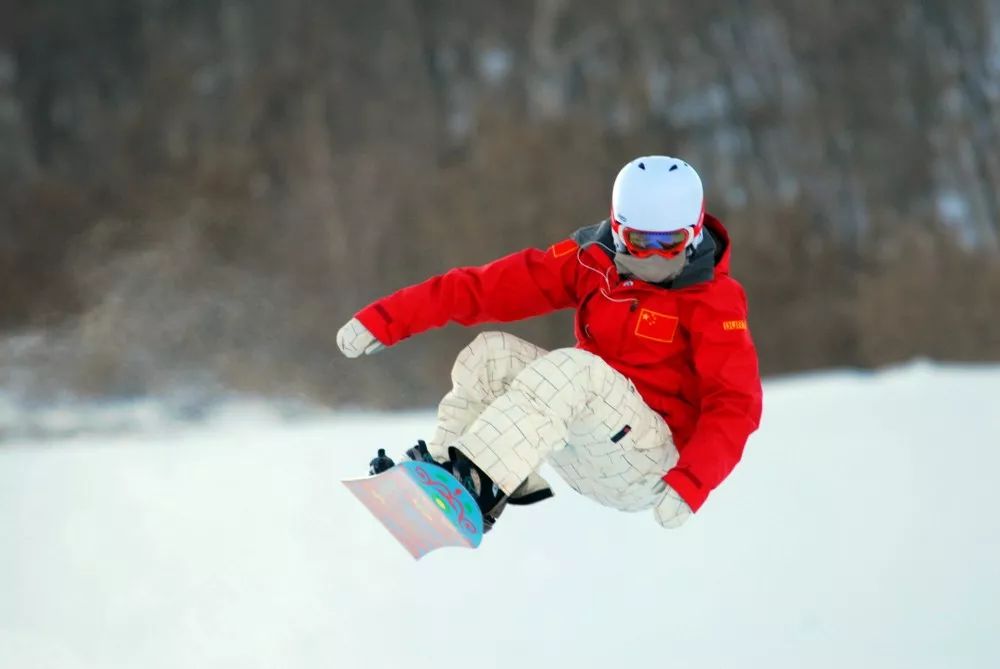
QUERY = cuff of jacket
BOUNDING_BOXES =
[663,468,708,513]
[356,303,403,346]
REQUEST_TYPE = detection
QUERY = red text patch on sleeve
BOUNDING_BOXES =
[549,239,579,258]
[635,308,679,343]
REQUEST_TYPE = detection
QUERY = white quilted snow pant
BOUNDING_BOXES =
[427,332,680,513]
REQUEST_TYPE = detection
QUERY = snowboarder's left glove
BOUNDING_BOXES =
[337,317,386,358]
[651,478,692,529]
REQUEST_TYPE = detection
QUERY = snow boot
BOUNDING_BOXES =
[446,446,509,533]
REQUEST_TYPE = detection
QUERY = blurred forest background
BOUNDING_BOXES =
[1,0,999,409]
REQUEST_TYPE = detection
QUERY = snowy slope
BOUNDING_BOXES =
[1,363,999,669]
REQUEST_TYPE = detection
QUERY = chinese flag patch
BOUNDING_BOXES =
[549,239,578,258]
[634,308,679,343]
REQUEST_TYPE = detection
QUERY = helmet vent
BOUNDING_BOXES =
[638,162,646,170]
[669,164,678,172]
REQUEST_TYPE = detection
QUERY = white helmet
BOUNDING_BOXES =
[611,156,705,255]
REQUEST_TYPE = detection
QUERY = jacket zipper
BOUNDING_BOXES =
[613,281,638,358]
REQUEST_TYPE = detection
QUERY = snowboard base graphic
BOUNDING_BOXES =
[343,460,484,559]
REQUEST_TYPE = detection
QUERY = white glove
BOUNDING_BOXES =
[336,317,386,358]
[651,478,693,529]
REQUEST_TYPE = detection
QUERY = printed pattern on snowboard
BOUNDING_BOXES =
[343,461,483,559]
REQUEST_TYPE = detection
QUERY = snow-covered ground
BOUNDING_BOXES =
[1,362,999,669]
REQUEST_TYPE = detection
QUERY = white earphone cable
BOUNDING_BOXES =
[575,241,636,306]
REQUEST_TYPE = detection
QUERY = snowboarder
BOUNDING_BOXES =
[337,156,762,532]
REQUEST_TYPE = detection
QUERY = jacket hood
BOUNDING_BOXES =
[703,214,732,275]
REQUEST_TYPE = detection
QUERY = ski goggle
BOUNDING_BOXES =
[611,218,703,259]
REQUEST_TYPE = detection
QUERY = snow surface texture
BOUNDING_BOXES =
[1,362,999,669]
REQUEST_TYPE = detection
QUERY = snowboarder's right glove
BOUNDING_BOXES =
[651,478,693,529]
[337,317,386,358]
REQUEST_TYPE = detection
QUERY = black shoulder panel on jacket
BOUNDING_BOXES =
[668,227,718,289]
[570,219,615,259]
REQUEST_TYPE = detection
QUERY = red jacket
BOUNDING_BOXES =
[356,215,762,512]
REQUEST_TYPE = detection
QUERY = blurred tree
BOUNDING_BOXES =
[0,0,998,404]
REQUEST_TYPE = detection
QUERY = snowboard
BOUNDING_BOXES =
[343,460,484,559]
